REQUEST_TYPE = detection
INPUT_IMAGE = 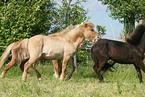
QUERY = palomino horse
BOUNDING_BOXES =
[0,21,99,81]
[21,21,99,81]
[91,23,145,83]
[0,25,77,78]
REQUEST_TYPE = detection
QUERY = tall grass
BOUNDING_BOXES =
[0,61,145,97]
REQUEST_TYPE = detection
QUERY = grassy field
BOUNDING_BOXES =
[0,61,145,97]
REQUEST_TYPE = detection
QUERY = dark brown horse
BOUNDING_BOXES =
[91,23,145,83]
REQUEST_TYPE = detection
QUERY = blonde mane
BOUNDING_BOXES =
[48,25,76,37]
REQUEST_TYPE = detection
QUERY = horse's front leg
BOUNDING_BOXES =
[65,57,75,80]
[60,56,70,81]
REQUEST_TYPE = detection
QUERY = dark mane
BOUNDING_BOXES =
[126,23,145,45]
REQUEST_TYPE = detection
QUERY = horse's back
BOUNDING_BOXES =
[92,39,109,51]
[91,39,128,57]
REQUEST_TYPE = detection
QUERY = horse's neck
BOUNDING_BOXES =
[67,27,85,49]
[138,32,145,53]
[73,37,84,49]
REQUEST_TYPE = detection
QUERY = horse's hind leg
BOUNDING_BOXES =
[134,61,145,83]
[31,64,41,80]
[0,60,16,78]
[22,58,36,81]
[137,61,145,72]
[58,60,62,74]
[20,60,41,79]
[19,60,31,77]
[133,64,142,83]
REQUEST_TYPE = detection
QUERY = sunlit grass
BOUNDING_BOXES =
[0,62,145,97]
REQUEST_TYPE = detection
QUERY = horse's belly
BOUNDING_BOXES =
[111,55,133,64]
[46,53,62,60]
[42,49,63,60]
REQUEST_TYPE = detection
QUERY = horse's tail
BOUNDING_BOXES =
[0,43,14,68]
[15,39,29,66]
[90,47,98,69]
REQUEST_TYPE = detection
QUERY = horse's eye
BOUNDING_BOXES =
[91,29,94,31]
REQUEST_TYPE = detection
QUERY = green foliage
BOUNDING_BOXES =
[76,46,91,65]
[98,0,145,38]
[0,0,56,46]
[50,0,89,33]
[96,25,106,38]
[99,0,145,23]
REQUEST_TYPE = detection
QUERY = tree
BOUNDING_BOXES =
[0,0,56,46]
[96,25,106,38]
[98,0,145,39]
[50,0,89,34]
[0,0,57,56]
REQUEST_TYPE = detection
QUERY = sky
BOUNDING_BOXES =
[55,0,124,40]
[82,0,124,40]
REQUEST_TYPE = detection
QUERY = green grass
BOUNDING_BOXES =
[0,62,145,97]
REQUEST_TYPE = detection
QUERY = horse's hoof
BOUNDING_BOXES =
[140,81,143,84]
[99,80,104,83]
[53,74,59,78]
[60,77,64,81]
[27,73,31,77]
[0,75,4,78]
[0,75,3,78]
[65,75,71,81]
[65,75,69,80]
[39,78,41,80]
[0,72,5,78]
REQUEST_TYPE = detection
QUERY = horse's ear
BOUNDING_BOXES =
[85,23,88,27]
[83,21,94,28]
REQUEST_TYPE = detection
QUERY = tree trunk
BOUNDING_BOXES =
[124,16,135,39]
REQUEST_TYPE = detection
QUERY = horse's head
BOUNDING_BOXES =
[80,21,100,42]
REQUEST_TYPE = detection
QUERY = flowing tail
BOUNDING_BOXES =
[0,43,14,68]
